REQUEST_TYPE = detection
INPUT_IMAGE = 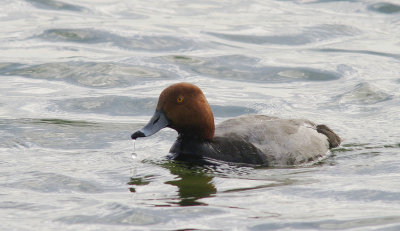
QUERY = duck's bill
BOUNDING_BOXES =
[131,110,170,139]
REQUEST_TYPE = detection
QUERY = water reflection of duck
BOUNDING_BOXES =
[128,162,216,206]
[165,163,216,206]
[132,83,341,166]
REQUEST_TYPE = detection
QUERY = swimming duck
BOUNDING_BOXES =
[131,82,341,166]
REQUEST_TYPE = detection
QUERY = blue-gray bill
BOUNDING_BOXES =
[131,110,169,139]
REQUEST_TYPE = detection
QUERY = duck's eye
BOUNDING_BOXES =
[176,96,184,103]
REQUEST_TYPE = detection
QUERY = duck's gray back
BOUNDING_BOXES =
[215,115,330,166]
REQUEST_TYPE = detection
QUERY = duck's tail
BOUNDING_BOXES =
[316,124,342,148]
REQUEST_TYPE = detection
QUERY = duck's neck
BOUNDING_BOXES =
[196,98,215,140]
[176,102,215,141]
[177,130,212,142]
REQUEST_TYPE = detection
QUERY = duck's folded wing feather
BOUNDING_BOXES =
[216,115,330,165]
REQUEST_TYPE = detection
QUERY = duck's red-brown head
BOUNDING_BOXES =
[131,83,215,140]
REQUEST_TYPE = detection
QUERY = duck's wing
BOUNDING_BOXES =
[215,115,331,166]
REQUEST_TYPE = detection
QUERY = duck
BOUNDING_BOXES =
[131,82,341,166]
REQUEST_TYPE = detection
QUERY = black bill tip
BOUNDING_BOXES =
[131,131,145,139]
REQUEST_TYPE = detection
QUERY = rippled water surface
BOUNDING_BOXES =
[1,0,400,230]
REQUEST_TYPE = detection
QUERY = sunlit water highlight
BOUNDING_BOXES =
[1,0,400,230]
